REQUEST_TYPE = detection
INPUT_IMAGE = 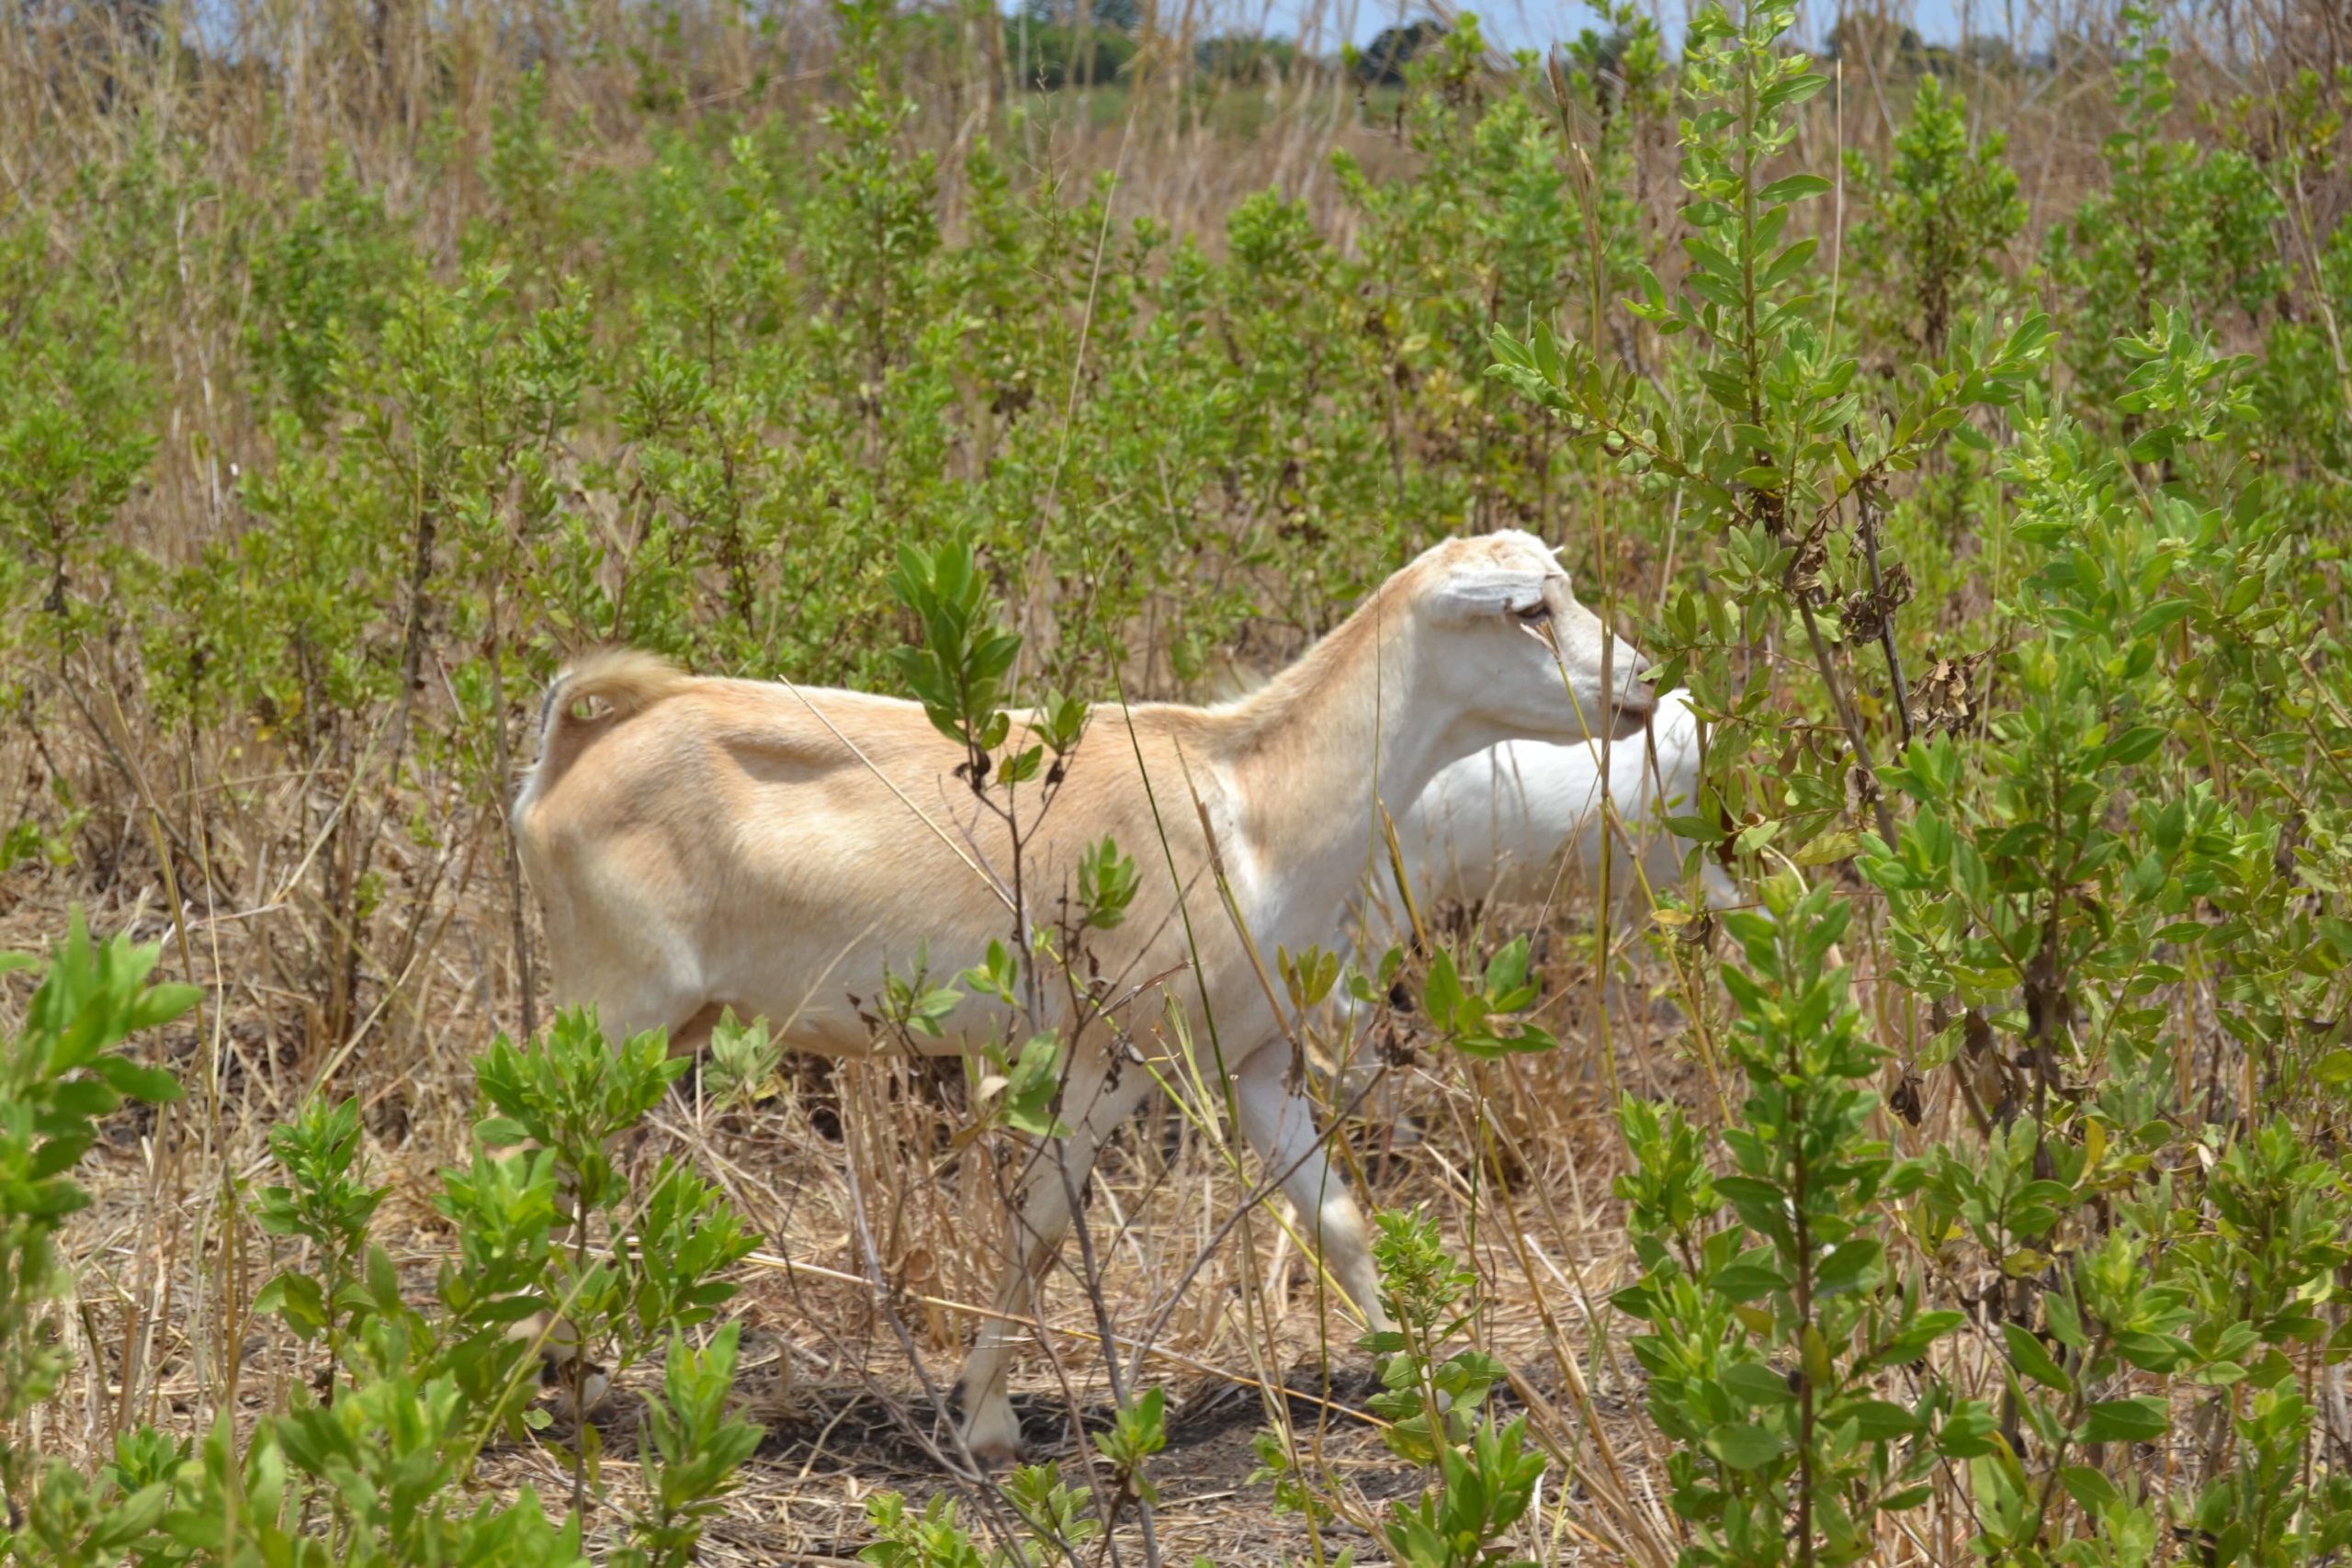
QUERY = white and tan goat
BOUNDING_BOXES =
[512,528,1654,1465]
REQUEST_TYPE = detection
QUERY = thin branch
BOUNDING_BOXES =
[1799,595,1898,848]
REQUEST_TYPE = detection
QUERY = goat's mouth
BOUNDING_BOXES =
[1606,697,1656,740]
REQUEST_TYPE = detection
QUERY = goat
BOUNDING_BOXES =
[1393,688,1737,917]
[511,528,1655,1466]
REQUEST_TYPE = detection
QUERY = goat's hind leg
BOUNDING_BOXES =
[956,1044,1157,1468]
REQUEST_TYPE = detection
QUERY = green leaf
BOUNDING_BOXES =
[1483,934,1531,1006]
[1840,1398,1919,1440]
[254,1271,328,1338]
[2080,1396,2170,1445]
[2060,1465,2120,1511]
[129,982,202,1032]
[2102,726,2169,767]
[2000,1322,2074,1393]
[1815,1239,1883,1296]
[1704,1421,1785,1471]
[1710,1261,1788,1303]
[475,1115,530,1148]
[1758,238,1820,290]
[1722,1361,1798,1406]
[1423,950,1464,1031]
[2132,598,2195,637]
[1760,71,1830,109]
[91,1056,185,1104]
[1758,174,1833,204]
[2042,1291,2089,1350]
[1794,830,1861,867]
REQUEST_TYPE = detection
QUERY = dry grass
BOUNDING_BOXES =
[13,839,1719,1562]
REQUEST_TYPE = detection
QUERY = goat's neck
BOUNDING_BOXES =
[1216,611,1470,918]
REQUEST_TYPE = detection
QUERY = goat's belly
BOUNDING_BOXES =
[701,932,981,1056]
[708,934,1275,1073]
[706,939,1128,1061]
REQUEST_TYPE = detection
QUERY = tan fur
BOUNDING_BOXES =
[527,648,693,800]
[557,646,691,717]
[512,529,1653,1465]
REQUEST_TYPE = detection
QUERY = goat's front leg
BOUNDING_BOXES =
[956,1045,1156,1468]
[1232,1042,1390,1340]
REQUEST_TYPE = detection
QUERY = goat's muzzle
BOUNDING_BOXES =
[1607,694,1657,741]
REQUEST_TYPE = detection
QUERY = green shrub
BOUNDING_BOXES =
[1007,21,1136,89]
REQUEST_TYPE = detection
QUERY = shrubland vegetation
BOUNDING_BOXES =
[3,0,2350,1561]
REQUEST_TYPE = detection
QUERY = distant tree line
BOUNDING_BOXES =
[996,4,2068,94]
[1003,0,1452,88]
[1823,15,2061,76]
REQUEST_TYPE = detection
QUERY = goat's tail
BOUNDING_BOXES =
[539,648,688,737]
[519,649,689,806]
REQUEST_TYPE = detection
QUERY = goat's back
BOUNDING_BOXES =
[514,671,1261,1055]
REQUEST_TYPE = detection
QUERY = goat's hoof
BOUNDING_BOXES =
[959,1410,1023,1471]
[539,1358,613,1421]
[966,1436,1022,1471]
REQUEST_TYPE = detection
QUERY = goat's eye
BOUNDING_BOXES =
[1513,601,1553,625]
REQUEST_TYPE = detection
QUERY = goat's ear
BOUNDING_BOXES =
[1430,567,1553,622]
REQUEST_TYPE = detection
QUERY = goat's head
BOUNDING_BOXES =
[1414,529,1656,745]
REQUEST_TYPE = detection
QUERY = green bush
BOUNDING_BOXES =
[0,933,761,1562]
[1006,21,1136,89]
